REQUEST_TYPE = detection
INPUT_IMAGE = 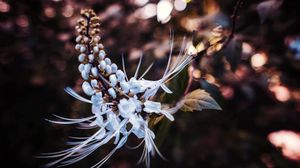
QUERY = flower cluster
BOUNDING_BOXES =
[42,9,193,168]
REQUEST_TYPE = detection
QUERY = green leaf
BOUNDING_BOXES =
[181,89,222,112]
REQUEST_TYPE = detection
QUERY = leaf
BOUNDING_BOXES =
[181,89,222,112]
[256,0,283,23]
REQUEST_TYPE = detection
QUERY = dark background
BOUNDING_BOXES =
[1,0,300,167]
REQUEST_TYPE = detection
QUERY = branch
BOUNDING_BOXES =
[221,0,244,50]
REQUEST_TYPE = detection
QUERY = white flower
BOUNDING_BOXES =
[118,98,136,118]
[144,100,174,121]
[44,10,196,168]
[129,77,145,94]
[120,81,130,93]
[144,100,161,113]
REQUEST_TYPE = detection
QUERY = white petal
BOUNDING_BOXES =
[143,100,161,113]
[161,83,172,93]
[120,81,129,93]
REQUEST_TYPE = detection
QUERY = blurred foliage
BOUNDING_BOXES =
[1,0,300,167]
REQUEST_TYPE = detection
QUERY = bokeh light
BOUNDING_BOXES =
[157,0,173,23]
[220,86,234,99]
[270,85,291,102]
[251,52,268,69]
[0,0,10,13]
[44,7,56,18]
[136,3,156,19]
[268,130,300,161]
[133,0,149,6]
[174,0,187,11]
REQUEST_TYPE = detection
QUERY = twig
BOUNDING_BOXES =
[221,0,244,50]
[186,0,244,96]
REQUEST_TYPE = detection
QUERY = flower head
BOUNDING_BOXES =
[41,8,193,168]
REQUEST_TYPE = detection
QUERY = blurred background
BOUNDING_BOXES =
[1,0,300,167]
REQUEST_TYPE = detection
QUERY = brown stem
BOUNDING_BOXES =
[220,0,244,50]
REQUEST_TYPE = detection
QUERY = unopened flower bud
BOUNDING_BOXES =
[104,58,111,65]
[98,50,106,59]
[80,46,86,53]
[98,44,104,49]
[93,46,99,53]
[91,92,103,105]
[78,54,85,62]
[105,65,112,74]
[75,35,82,43]
[75,44,81,50]
[108,88,116,99]
[78,64,84,72]
[111,63,118,73]
[100,60,106,69]
[109,74,117,87]
[82,81,95,96]
[83,36,89,43]
[81,70,89,80]
[88,54,94,62]
[93,36,101,43]
[116,70,125,82]
[91,79,98,88]
[84,64,91,73]
[91,67,98,77]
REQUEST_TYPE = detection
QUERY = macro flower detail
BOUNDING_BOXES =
[40,9,221,168]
